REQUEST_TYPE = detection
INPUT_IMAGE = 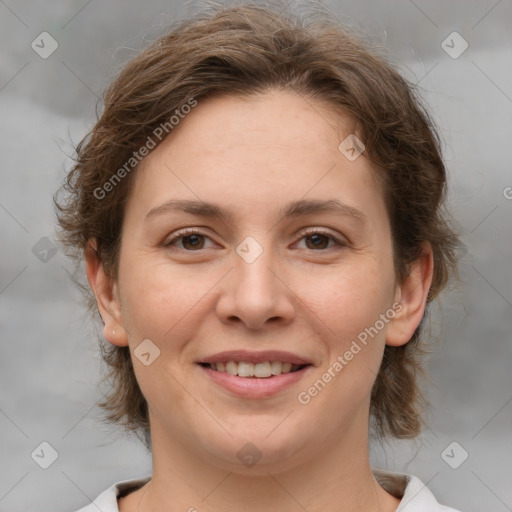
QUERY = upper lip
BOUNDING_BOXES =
[198,350,312,366]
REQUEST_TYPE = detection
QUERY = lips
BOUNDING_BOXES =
[196,350,313,397]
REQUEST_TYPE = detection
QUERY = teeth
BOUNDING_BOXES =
[272,361,292,375]
[254,362,271,378]
[237,362,254,377]
[210,361,300,377]
[225,361,238,376]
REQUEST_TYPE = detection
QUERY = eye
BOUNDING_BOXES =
[164,227,347,252]
[164,228,216,251]
[295,228,347,250]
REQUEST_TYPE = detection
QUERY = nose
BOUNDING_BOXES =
[215,242,295,330]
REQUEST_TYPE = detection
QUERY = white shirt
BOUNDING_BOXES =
[74,469,461,511]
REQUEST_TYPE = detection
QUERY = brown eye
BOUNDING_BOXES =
[165,229,215,251]
[304,233,330,250]
[181,234,205,250]
[296,229,346,251]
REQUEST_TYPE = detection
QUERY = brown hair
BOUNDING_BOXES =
[55,1,461,449]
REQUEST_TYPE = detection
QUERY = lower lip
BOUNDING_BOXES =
[199,365,311,398]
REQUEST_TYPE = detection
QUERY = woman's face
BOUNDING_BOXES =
[94,90,429,474]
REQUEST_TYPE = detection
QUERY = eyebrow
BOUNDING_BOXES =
[145,198,367,225]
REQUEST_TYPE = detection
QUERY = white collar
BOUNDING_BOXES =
[75,468,461,511]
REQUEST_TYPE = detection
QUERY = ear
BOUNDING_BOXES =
[85,240,128,347]
[386,242,434,347]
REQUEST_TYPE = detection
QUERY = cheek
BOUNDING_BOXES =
[118,256,198,338]
[301,261,393,344]
[295,257,395,406]
[294,269,392,416]
[117,258,211,404]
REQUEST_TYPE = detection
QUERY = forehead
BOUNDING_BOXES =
[128,90,386,226]
[166,90,353,155]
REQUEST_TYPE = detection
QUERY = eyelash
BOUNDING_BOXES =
[164,227,347,251]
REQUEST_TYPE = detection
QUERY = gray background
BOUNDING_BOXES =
[1,1,511,511]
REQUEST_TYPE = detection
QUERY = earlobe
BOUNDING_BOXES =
[84,240,129,347]
[386,242,434,347]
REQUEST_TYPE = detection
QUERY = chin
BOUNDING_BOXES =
[198,425,314,476]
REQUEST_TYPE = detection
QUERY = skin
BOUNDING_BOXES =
[86,89,433,512]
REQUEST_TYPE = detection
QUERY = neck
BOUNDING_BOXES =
[129,419,399,512]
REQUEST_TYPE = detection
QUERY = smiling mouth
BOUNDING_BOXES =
[198,361,309,378]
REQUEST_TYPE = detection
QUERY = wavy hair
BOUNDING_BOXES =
[55,2,461,449]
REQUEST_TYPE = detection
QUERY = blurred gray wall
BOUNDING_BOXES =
[1,1,511,511]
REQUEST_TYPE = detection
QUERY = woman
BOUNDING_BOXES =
[56,3,462,511]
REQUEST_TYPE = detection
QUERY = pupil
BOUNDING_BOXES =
[308,234,327,249]
[184,235,203,249]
